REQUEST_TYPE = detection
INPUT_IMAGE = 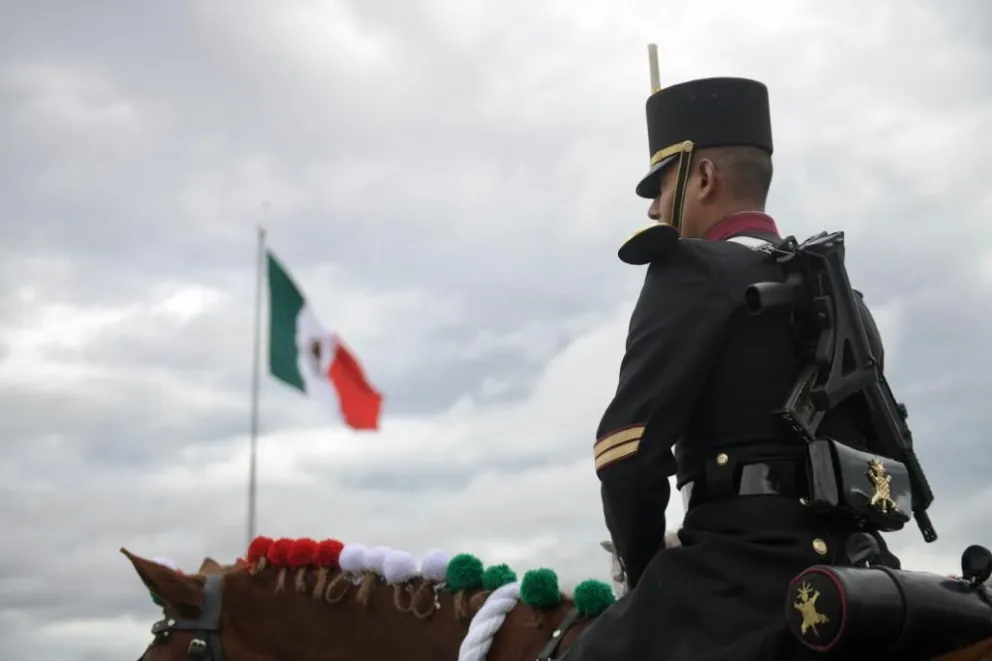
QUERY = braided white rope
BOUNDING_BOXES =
[457,581,521,661]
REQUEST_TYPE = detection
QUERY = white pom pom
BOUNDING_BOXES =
[339,544,367,574]
[421,549,450,582]
[383,550,418,584]
[152,556,179,571]
[664,529,682,549]
[365,546,391,574]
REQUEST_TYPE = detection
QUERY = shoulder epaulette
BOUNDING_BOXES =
[617,224,679,265]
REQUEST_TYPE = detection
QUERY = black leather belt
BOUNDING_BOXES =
[681,459,808,510]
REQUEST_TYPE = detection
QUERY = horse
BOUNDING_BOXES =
[127,535,992,661]
[126,536,608,661]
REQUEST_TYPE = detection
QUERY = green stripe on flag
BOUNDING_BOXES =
[267,250,305,392]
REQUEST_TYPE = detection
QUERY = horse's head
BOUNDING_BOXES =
[122,548,239,661]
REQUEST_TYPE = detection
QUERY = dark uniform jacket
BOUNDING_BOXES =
[571,212,896,661]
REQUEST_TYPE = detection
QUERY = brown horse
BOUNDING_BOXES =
[125,542,599,661]
[126,541,992,661]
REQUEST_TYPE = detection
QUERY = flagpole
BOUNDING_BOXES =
[247,224,266,548]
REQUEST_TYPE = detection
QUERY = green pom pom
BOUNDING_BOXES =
[482,564,517,590]
[520,568,561,609]
[149,590,164,607]
[573,579,615,617]
[446,553,484,591]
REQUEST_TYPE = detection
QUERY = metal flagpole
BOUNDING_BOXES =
[247,224,266,547]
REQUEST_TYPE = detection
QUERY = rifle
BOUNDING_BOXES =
[744,231,936,543]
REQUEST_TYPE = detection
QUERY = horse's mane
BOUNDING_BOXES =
[251,550,464,620]
[232,536,614,625]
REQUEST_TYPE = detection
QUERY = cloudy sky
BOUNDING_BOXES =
[1,0,990,658]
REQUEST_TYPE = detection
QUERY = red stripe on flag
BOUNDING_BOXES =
[326,337,382,430]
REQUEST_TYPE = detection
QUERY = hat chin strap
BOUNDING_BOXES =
[665,141,695,236]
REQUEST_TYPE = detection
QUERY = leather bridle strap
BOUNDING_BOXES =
[138,573,225,660]
[537,608,582,661]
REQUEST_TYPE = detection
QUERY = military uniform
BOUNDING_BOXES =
[565,76,902,661]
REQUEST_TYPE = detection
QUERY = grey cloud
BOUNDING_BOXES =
[2,0,991,658]
[0,378,246,463]
[0,458,608,624]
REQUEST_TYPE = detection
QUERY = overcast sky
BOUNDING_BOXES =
[1,1,990,659]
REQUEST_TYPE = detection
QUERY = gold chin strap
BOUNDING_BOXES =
[616,140,695,265]
[648,140,695,235]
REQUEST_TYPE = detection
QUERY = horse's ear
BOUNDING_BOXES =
[121,548,203,610]
[198,557,224,574]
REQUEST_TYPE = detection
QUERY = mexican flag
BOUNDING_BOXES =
[266,251,382,430]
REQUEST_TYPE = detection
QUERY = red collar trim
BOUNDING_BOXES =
[703,212,780,241]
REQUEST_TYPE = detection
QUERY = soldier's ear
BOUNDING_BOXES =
[121,548,203,612]
[695,158,718,202]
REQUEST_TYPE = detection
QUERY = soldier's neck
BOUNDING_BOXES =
[684,203,765,239]
[700,210,778,241]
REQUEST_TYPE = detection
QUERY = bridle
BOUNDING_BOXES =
[536,608,582,661]
[139,573,225,661]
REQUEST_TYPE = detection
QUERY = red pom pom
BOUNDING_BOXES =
[247,536,273,564]
[287,538,318,569]
[315,539,344,567]
[266,538,293,567]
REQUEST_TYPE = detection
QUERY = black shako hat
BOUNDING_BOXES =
[636,76,773,199]
[618,74,774,265]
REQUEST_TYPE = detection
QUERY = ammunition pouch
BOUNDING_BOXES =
[804,438,913,532]
[786,563,992,659]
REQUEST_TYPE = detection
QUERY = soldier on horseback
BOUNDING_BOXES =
[561,49,965,661]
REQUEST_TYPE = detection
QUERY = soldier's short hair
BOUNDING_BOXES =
[709,145,774,205]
